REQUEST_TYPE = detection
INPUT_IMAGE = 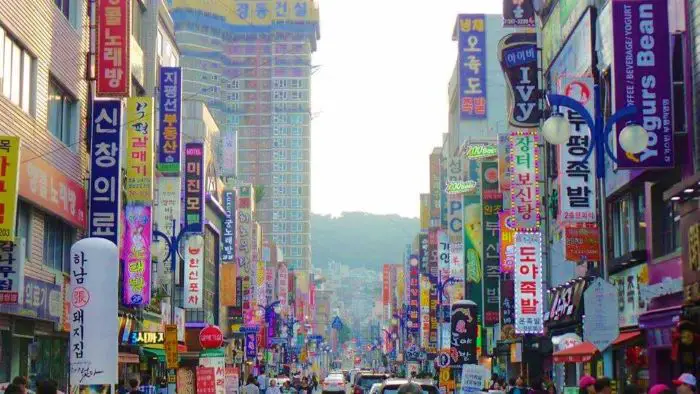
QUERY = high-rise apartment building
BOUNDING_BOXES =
[169,0,320,272]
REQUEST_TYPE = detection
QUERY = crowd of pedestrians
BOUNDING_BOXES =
[240,370,319,394]
[483,373,697,394]
[3,376,59,394]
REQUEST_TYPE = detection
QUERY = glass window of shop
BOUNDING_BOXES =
[31,336,68,390]
[651,172,682,258]
[611,189,646,259]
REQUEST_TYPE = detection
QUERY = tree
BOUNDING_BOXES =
[254,185,265,204]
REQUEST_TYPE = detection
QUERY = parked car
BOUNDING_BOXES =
[322,374,347,393]
[353,373,388,394]
[378,379,439,394]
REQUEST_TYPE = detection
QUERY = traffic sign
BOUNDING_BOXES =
[331,317,344,330]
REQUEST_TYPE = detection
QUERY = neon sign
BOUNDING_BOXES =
[445,181,478,194]
[464,145,497,160]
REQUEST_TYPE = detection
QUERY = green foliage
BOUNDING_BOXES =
[311,212,419,270]
[254,185,265,204]
[337,324,353,344]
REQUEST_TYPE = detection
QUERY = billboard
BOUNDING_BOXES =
[498,33,540,128]
[121,204,152,306]
[125,97,154,203]
[503,0,535,27]
[157,67,183,174]
[0,136,20,242]
[514,232,544,334]
[509,130,540,231]
[96,0,130,96]
[458,14,488,119]
[450,300,478,365]
[184,143,205,234]
[481,162,501,326]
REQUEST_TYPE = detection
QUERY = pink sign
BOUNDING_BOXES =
[278,263,289,306]
[121,205,152,306]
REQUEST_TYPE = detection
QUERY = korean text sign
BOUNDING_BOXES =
[0,275,60,321]
[19,156,87,228]
[450,301,478,365]
[428,229,439,350]
[0,136,20,242]
[125,97,154,202]
[407,255,421,336]
[509,130,540,231]
[96,0,130,97]
[155,176,181,283]
[498,33,540,128]
[502,0,535,28]
[558,77,597,223]
[89,100,121,244]
[612,0,673,168]
[0,240,25,304]
[184,234,204,309]
[121,205,152,306]
[222,190,235,262]
[70,238,119,386]
[158,67,182,174]
[514,232,543,334]
[481,161,501,326]
[458,14,488,119]
[499,212,516,273]
[184,143,205,234]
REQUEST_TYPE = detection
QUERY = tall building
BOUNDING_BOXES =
[169,0,320,272]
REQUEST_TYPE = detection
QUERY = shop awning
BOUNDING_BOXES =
[143,348,166,362]
[553,341,599,363]
[118,352,140,364]
[612,330,641,346]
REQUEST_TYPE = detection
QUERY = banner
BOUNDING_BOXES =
[121,204,152,306]
[558,77,597,223]
[481,162,501,326]
[420,275,431,349]
[96,0,130,96]
[500,279,516,340]
[503,0,535,27]
[458,14,488,119]
[184,234,204,309]
[438,230,450,288]
[514,232,544,334]
[498,133,511,193]
[70,238,119,385]
[0,136,19,242]
[157,67,182,174]
[499,212,516,273]
[450,301,478,365]
[278,263,289,306]
[221,264,236,307]
[498,33,540,128]
[418,233,428,273]
[125,97,154,203]
[89,101,121,245]
[0,239,24,304]
[612,0,673,169]
[196,367,216,394]
[222,190,235,262]
[407,255,421,344]
[509,130,540,231]
[221,132,237,177]
[184,143,205,234]
[155,176,182,284]
[383,264,391,306]
[245,332,257,359]
[165,324,179,369]
[428,228,439,351]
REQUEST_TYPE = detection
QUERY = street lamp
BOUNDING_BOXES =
[431,275,462,350]
[543,84,647,279]
[258,300,282,338]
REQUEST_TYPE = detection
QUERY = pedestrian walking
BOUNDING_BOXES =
[242,376,261,394]
[140,376,157,394]
[268,379,282,394]
[648,384,672,394]
[128,375,145,394]
[673,373,697,394]
[36,380,58,394]
[579,376,596,394]
[508,377,528,394]
[594,378,612,394]
[258,372,269,394]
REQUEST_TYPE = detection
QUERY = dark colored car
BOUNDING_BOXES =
[353,373,389,394]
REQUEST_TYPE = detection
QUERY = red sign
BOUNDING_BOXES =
[564,226,601,262]
[196,367,216,394]
[19,156,86,228]
[382,264,390,306]
[199,325,224,349]
[96,0,130,97]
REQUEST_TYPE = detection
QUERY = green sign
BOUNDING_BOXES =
[464,144,498,160]
[481,161,501,327]
[445,180,477,194]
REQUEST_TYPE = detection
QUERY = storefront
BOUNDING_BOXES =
[118,313,141,381]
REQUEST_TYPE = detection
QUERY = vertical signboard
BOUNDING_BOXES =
[89,101,121,245]
[509,130,540,231]
[158,67,183,174]
[155,176,182,283]
[420,274,431,349]
[184,143,205,234]
[418,233,429,273]
[125,97,154,203]
[463,189,482,314]
[428,229,439,351]
[0,240,24,304]
[165,324,179,369]
[419,194,430,230]
[450,300,478,365]
[429,151,442,224]
[583,278,619,351]
[438,230,451,288]
[458,14,488,119]
[220,132,237,177]
[612,0,673,169]
[499,212,516,273]
[382,264,391,307]
[245,332,257,360]
[498,134,511,193]
[498,33,540,128]
[481,162,501,326]
[500,279,516,340]
[503,0,535,27]
[96,0,130,97]
[558,77,597,223]
[0,136,20,242]
[514,232,544,334]
[184,234,204,309]
[278,263,289,306]
[121,205,152,306]
[407,255,421,345]
[222,190,235,262]
[70,238,119,386]
[220,264,236,307]
[236,185,253,273]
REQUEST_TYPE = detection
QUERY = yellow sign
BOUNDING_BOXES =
[170,0,319,26]
[165,324,179,369]
[125,97,154,202]
[0,136,20,242]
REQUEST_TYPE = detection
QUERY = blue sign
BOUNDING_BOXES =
[0,277,62,324]
[458,14,488,120]
[222,190,235,262]
[404,345,421,362]
[89,100,122,245]
[240,325,260,334]
[245,332,257,359]
[157,67,182,174]
[331,317,343,330]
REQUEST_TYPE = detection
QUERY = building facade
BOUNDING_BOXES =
[169,0,320,272]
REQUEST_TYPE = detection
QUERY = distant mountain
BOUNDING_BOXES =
[310,212,420,270]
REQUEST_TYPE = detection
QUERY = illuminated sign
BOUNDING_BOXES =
[126,331,165,345]
[445,181,478,194]
[464,144,497,160]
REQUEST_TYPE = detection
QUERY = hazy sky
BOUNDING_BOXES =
[310,0,501,219]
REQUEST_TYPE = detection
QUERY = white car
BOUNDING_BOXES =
[369,383,383,394]
[322,375,347,393]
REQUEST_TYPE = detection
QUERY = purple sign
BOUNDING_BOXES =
[458,14,488,120]
[245,333,257,359]
[0,277,62,323]
[222,190,235,262]
[157,67,182,174]
[121,204,152,306]
[612,0,673,168]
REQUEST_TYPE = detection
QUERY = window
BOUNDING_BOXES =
[610,189,646,259]
[132,0,143,46]
[272,175,285,184]
[272,198,285,209]
[290,223,303,233]
[290,198,302,209]
[54,0,72,24]
[15,201,31,259]
[43,214,75,272]
[273,162,287,172]
[1,28,34,114]
[652,175,682,258]
[274,186,286,195]
[291,234,303,245]
[48,78,77,146]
